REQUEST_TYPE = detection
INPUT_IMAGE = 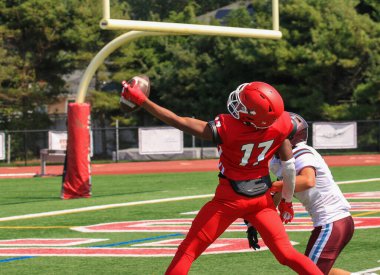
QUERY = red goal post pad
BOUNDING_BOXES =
[61,103,91,199]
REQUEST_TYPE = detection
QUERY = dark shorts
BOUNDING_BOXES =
[305,215,354,274]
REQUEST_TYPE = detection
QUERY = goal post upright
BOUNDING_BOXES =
[272,0,280,31]
[103,0,110,20]
[75,31,170,104]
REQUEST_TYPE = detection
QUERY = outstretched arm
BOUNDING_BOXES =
[121,81,213,141]
[142,98,213,141]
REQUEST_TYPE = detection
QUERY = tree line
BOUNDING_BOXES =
[0,0,379,131]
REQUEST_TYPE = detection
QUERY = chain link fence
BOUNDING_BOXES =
[1,120,379,165]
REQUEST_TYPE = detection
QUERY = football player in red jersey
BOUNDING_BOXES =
[121,81,323,275]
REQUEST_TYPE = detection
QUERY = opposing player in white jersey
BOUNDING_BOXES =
[247,112,354,275]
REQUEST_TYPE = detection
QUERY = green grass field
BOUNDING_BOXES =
[0,166,379,275]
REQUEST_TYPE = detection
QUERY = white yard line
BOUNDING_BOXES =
[0,173,35,177]
[0,177,379,222]
[352,265,380,274]
[0,194,213,222]
[337,178,380,185]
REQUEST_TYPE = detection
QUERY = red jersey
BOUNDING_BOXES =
[213,112,293,181]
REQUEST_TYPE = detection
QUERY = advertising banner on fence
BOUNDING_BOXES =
[0,132,5,160]
[49,130,93,156]
[138,127,183,155]
[49,131,68,150]
[312,122,357,149]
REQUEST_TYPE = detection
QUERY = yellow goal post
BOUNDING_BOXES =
[76,0,282,103]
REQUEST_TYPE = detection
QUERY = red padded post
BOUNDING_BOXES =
[61,103,91,199]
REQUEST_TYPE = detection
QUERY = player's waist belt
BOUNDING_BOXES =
[219,173,272,198]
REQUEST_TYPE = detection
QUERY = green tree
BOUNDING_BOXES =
[0,0,129,130]
[126,0,235,20]
[110,0,379,124]
[1,0,379,134]
[0,0,71,130]
[242,0,380,120]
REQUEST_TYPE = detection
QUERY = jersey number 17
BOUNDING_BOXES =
[240,140,274,166]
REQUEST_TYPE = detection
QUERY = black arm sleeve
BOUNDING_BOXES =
[207,121,222,145]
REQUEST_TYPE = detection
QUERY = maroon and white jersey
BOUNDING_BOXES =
[270,143,351,227]
[214,112,293,181]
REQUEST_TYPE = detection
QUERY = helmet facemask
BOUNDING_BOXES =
[227,83,257,125]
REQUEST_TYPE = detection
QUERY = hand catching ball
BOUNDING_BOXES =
[120,74,150,113]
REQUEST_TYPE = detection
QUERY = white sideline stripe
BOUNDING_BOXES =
[337,178,380,185]
[352,266,380,274]
[0,177,378,222]
[0,194,214,222]
[0,173,35,177]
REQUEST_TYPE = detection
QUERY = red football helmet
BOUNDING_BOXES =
[227,82,284,128]
[289,112,308,146]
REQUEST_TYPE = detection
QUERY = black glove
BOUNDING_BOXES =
[244,220,260,250]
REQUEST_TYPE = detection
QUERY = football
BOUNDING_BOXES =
[120,74,150,113]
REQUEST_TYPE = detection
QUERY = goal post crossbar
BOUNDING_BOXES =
[100,19,282,39]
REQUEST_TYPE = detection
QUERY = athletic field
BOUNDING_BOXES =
[0,162,379,274]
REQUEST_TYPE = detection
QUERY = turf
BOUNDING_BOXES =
[0,166,379,274]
